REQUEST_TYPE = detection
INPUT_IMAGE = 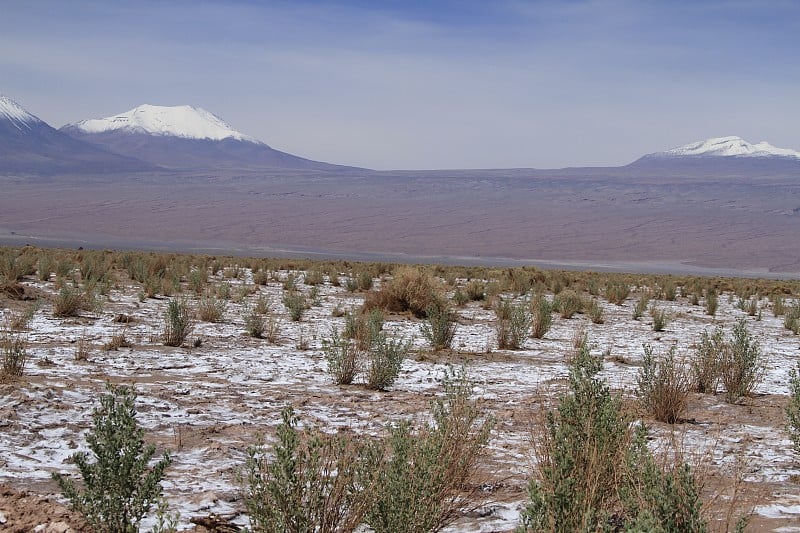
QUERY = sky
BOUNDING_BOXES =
[2,0,798,170]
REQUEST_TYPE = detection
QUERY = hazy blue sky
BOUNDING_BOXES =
[2,0,798,169]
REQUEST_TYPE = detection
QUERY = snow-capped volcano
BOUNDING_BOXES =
[68,104,262,144]
[657,136,800,159]
[62,104,356,171]
[0,94,45,132]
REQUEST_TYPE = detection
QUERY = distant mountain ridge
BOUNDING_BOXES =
[0,95,156,175]
[61,104,354,172]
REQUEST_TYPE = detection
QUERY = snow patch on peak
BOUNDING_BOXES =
[661,136,800,159]
[70,104,263,143]
[0,95,44,132]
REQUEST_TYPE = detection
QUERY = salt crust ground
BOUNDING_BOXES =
[2,269,800,531]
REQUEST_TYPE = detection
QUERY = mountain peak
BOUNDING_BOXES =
[67,104,263,144]
[658,136,800,159]
[0,95,44,132]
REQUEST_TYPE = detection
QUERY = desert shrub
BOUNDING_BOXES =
[252,269,270,286]
[187,269,208,294]
[53,284,90,317]
[553,289,583,319]
[621,429,706,533]
[786,361,800,456]
[282,291,307,322]
[344,276,359,292]
[103,332,132,351]
[52,383,172,533]
[663,281,677,301]
[344,309,384,350]
[0,250,36,282]
[7,300,40,330]
[771,294,786,317]
[244,306,266,338]
[303,270,325,286]
[520,341,632,531]
[162,298,194,347]
[637,345,690,424]
[651,305,669,332]
[37,252,54,281]
[530,294,553,339]
[357,270,374,291]
[1,331,27,378]
[519,341,706,532]
[79,252,111,283]
[785,302,800,334]
[243,406,380,533]
[587,299,605,324]
[197,295,227,323]
[322,329,358,385]
[705,288,718,316]
[604,281,630,305]
[464,280,486,301]
[254,295,271,315]
[692,327,724,394]
[362,267,445,318]
[420,305,458,351]
[366,334,411,391]
[721,318,765,404]
[367,366,493,533]
[633,291,651,320]
[495,298,531,350]
[452,288,469,307]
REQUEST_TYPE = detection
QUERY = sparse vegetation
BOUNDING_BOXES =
[637,344,690,424]
[1,330,27,378]
[721,318,765,404]
[692,327,725,394]
[495,297,531,350]
[529,294,553,339]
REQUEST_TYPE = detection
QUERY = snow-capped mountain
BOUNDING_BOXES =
[627,136,800,176]
[0,95,155,175]
[0,95,45,133]
[68,104,262,143]
[62,104,354,171]
[657,136,800,159]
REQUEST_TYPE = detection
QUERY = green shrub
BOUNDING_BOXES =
[786,361,800,456]
[495,298,531,350]
[323,329,359,385]
[357,270,374,291]
[784,303,800,334]
[530,294,553,339]
[771,294,785,317]
[304,270,325,286]
[243,406,380,533]
[367,366,493,533]
[366,334,410,391]
[282,291,308,322]
[162,298,194,347]
[692,327,724,394]
[721,318,765,404]
[420,305,458,351]
[637,345,690,424]
[651,305,669,332]
[519,341,706,532]
[244,306,266,338]
[52,383,172,533]
[633,291,651,320]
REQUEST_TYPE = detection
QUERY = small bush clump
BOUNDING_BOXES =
[637,344,690,424]
[162,298,194,347]
[366,334,411,391]
[786,361,800,456]
[197,295,226,323]
[692,327,725,394]
[282,291,308,322]
[495,297,531,350]
[1,331,27,378]
[553,289,583,319]
[529,294,553,339]
[323,329,359,385]
[721,318,765,404]
[420,305,458,351]
[362,267,445,318]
